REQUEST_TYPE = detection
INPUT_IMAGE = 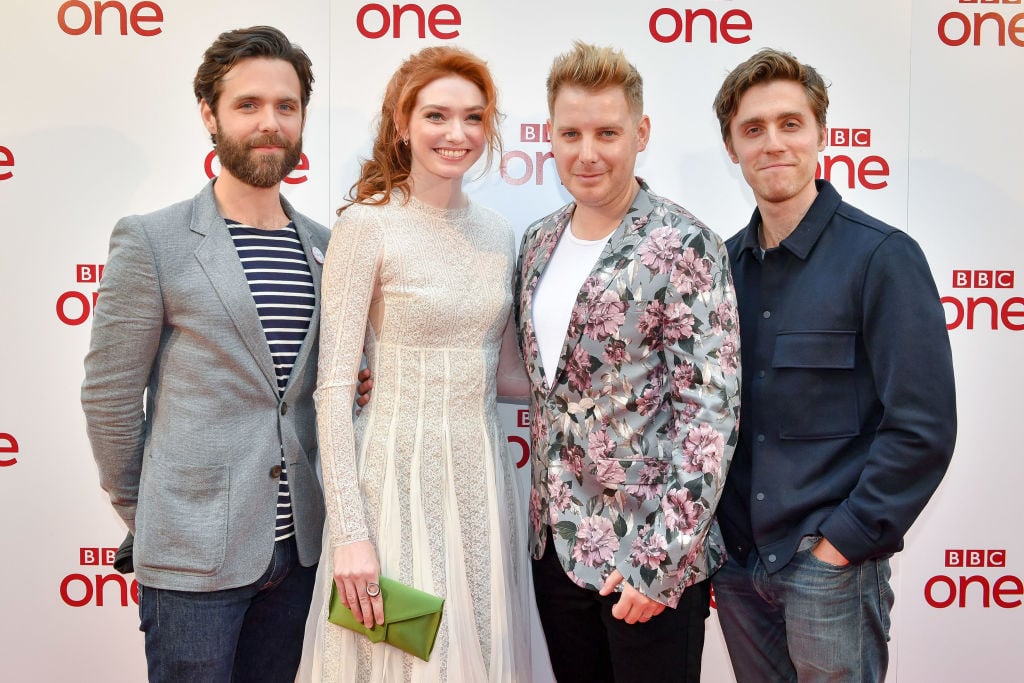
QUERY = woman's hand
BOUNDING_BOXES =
[333,540,384,628]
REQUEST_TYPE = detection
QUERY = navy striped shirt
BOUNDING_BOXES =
[227,220,314,542]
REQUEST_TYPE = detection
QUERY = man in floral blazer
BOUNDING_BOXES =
[515,42,740,683]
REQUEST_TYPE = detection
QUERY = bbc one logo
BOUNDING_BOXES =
[501,124,555,187]
[57,1,163,36]
[939,0,1024,47]
[648,4,753,44]
[819,127,889,191]
[355,3,461,39]
[61,546,138,607]
[942,269,1023,331]
[924,549,1022,608]
[57,264,102,327]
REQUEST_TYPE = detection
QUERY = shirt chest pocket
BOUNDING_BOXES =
[771,331,861,440]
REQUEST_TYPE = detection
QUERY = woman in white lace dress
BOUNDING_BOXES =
[312,46,531,681]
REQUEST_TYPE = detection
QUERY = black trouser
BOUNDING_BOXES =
[532,531,711,683]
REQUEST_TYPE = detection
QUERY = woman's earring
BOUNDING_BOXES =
[401,136,409,145]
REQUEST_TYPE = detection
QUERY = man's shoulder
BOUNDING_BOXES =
[524,201,572,238]
[124,194,198,226]
[117,183,214,231]
[826,200,918,260]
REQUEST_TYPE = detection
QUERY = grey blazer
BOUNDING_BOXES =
[82,181,330,592]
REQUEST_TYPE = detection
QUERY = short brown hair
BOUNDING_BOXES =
[546,41,643,119]
[713,48,829,144]
[342,46,503,213]
[193,25,314,140]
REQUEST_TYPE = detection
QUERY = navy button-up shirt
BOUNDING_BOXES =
[718,180,956,573]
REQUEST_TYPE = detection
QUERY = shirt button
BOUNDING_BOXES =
[758,370,766,379]
[757,434,766,443]
[756,492,765,501]
[762,310,771,319]
[269,465,283,478]
[768,554,777,563]
[280,402,288,415]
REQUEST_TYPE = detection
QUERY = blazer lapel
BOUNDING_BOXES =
[190,182,280,394]
[282,203,325,397]
[520,204,574,394]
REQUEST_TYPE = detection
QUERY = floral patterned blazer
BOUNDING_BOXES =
[515,180,741,607]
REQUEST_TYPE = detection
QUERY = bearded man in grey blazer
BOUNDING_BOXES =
[82,26,330,682]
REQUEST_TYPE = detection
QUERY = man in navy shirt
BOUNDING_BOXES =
[709,48,956,682]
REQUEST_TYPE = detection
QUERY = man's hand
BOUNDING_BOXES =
[812,537,850,567]
[355,368,373,408]
[599,569,667,624]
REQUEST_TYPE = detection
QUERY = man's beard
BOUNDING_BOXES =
[215,126,302,188]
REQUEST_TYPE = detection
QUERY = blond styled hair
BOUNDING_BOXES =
[546,41,644,118]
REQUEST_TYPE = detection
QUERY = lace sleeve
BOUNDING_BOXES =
[315,206,383,548]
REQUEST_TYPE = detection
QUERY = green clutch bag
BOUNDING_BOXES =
[328,576,444,661]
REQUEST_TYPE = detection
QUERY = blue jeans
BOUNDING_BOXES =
[138,537,316,683]
[712,539,893,682]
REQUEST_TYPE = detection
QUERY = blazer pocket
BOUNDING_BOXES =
[771,331,861,440]
[135,458,229,575]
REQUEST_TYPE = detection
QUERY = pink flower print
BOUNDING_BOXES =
[588,429,617,460]
[592,458,627,487]
[672,361,696,397]
[537,230,559,262]
[530,415,548,448]
[635,380,663,417]
[522,319,540,363]
[633,215,650,230]
[710,301,738,336]
[602,339,629,366]
[682,423,725,476]
[568,303,587,336]
[630,528,669,570]
[571,515,620,568]
[662,488,703,535]
[637,300,664,350]
[581,275,605,300]
[560,443,585,477]
[530,487,542,533]
[719,331,740,376]
[566,344,594,393]
[547,471,574,512]
[638,226,682,275]
[585,291,628,342]
[625,462,666,502]
[670,247,713,296]
[662,302,695,344]
[671,401,702,441]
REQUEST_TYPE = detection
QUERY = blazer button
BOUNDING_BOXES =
[280,402,288,415]
[270,465,283,478]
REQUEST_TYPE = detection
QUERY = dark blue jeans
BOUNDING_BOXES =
[713,539,893,683]
[138,537,317,683]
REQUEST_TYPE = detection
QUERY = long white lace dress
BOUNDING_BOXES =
[312,195,530,682]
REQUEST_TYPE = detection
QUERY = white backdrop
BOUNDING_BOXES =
[2,0,1021,680]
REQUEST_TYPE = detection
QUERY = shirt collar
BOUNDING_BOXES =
[735,180,843,261]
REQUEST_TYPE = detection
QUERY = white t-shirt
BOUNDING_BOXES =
[531,220,612,379]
